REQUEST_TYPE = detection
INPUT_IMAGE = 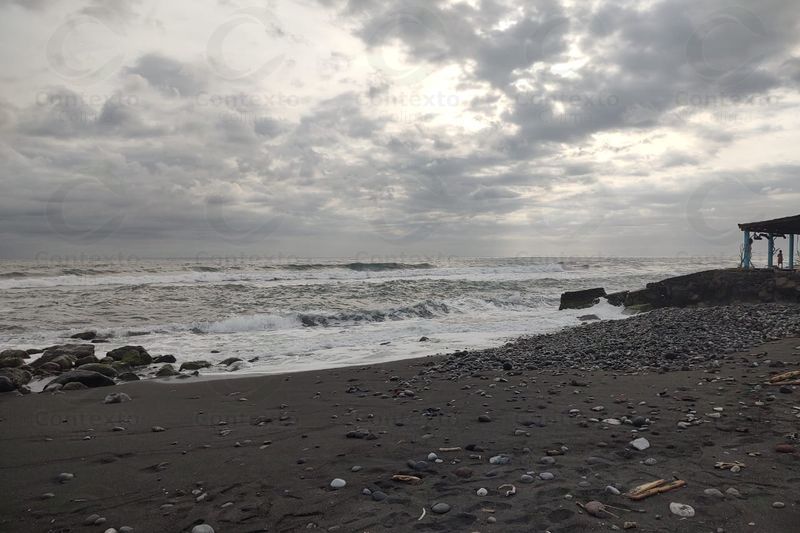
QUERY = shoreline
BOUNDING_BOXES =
[2,304,800,532]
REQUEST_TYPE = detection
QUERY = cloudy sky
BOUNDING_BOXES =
[1,0,799,260]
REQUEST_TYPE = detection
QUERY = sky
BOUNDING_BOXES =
[0,0,799,261]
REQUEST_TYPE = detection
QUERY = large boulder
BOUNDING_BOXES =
[156,364,179,377]
[0,376,15,393]
[44,370,114,390]
[0,357,24,368]
[76,363,118,378]
[70,331,97,340]
[559,288,607,310]
[0,368,32,389]
[605,291,629,307]
[179,360,211,371]
[50,355,77,371]
[153,354,176,364]
[0,349,29,360]
[106,346,152,367]
[31,345,95,369]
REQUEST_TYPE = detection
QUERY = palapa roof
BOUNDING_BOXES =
[738,214,800,235]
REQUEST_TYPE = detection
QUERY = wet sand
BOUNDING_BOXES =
[1,339,799,532]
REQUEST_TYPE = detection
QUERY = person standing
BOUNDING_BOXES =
[777,249,784,269]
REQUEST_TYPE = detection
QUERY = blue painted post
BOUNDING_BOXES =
[767,234,774,268]
[742,231,751,269]
[790,234,795,270]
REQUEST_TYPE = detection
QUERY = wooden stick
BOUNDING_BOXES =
[626,479,686,501]
[769,370,800,383]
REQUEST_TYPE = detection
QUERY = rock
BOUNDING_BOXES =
[669,502,695,518]
[454,467,473,478]
[75,355,100,366]
[606,485,621,495]
[631,416,647,427]
[539,472,555,480]
[179,360,211,371]
[559,288,607,310]
[643,458,657,466]
[0,357,24,368]
[775,444,796,454]
[539,456,556,465]
[153,354,177,364]
[419,336,430,342]
[70,331,97,340]
[704,488,724,498]
[0,349,29,360]
[476,488,488,496]
[372,490,387,501]
[520,474,534,483]
[578,314,601,321]
[330,478,346,489]
[104,392,132,404]
[191,525,215,533]
[156,364,179,377]
[0,367,31,388]
[50,354,77,370]
[220,357,242,366]
[62,382,88,391]
[602,418,622,426]
[117,372,140,381]
[32,344,95,368]
[478,414,492,423]
[605,291,629,306]
[57,472,74,483]
[630,438,650,451]
[45,370,114,390]
[151,426,165,432]
[76,363,118,378]
[106,346,152,367]
[725,487,741,498]
[773,501,785,509]
[0,376,14,392]
[431,502,451,514]
[489,454,511,465]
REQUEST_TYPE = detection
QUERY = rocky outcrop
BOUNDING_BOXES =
[76,363,118,378]
[179,360,211,371]
[70,331,97,340]
[623,269,800,310]
[0,349,29,360]
[559,288,607,310]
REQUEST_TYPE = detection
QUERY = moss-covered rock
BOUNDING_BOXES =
[106,346,152,367]
[156,364,179,377]
[77,363,118,378]
[179,360,211,371]
[0,367,32,388]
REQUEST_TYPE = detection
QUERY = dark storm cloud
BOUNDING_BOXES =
[0,0,798,258]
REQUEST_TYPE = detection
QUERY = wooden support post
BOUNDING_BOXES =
[790,234,795,271]
[767,234,774,268]
[742,231,751,269]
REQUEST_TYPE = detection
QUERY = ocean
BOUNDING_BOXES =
[0,256,735,376]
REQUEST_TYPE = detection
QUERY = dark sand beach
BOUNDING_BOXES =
[1,305,800,533]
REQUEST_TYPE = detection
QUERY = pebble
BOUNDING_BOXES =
[478,414,492,423]
[539,472,555,480]
[57,473,74,483]
[602,418,622,425]
[773,501,785,509]
[669,502,695,518]
[605,485,621,495]
[643,458,657,466]
[520,474,534,483]
[539,456,556,465]
[41,492,55,499]
[489,454,511,465]
[103,392,132,404]
[476,488,488,496]
[630,438,650,451]
[431,502,451,514]
[191,526,215,533]
[725,487,741,498]
[704,488,724,498]
[151,426,166,432]
[372,491,387,501]
[351,465,362,472]
[330,478,346,490]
